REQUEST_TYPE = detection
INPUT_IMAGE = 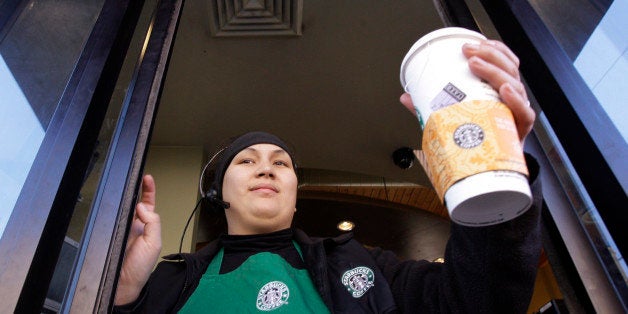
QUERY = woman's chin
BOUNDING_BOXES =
[252,209,293,226]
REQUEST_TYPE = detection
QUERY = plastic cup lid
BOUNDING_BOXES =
[400,27,486,88]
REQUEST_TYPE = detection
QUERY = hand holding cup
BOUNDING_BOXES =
[400,39,534,145]
[462,40,535,146]
[399,28,535,226]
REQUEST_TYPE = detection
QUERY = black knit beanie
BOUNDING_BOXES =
[206,131,297,206]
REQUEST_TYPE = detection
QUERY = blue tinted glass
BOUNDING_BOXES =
[0,55,45,236]
[574,0,628,143]
[0,0,104,238]
[529,0,628,293]
[530,0,628,143]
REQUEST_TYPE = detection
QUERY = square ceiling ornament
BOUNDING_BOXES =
[208,0,303,37]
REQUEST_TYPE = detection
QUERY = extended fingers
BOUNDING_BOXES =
[500,83,535,143]
[485,40,520,71]
[463,40,520,79]
[467,55,526,99]
[135,201,161,248]
[140,175,156,207]
[463,40,526,98]
[133,175,158,225]
[134,174,161,241]
[462,40,535,142]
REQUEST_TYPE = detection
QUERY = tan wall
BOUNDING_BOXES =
[144,146,204,258]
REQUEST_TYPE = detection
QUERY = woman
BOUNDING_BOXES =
[114,40,541,313]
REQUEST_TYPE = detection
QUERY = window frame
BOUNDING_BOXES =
[474,0,628,250]
[476,0,627,307]
[0,0,146,312]
[64,0,184,311]
[439,0,628,310]
[2,0,624,311]
[0,0,25,40]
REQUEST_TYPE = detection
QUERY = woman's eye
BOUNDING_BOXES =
[239,159,254,164]
[274,160,289,167]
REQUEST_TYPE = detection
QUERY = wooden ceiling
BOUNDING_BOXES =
[298,185,448,219]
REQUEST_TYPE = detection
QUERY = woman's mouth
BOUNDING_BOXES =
[250,184,279,193]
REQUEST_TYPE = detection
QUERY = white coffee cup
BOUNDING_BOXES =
[400,27,532,226]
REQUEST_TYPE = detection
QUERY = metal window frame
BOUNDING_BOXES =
[2,0,624,311]
[0,0,145,312]
[476,0,628,310]
[0,0,26,41]
[475,0,627,254]
[64,0,184,312]
[438,0,628,311]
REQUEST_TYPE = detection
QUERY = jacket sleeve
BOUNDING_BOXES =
[112,259,187,314]
[112,285,149,314]
[370,154,543,313]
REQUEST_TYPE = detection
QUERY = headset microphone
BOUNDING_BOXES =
[205,189,230,209]
[178,189,230,255]
[179,198,202,255]
[179,148,230,254]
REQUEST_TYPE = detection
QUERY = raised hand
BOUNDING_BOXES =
[114,175,162,306]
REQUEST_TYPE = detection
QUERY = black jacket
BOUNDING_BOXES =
[115,158,542,313]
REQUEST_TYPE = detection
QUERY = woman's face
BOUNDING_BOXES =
[222,143,298,235]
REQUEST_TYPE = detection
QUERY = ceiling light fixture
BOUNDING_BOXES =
[337,220,355,232]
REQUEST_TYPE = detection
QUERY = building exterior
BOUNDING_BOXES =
[0,0,626,312]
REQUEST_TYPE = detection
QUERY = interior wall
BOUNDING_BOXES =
[294,197,450,262]
[144,145,204,257]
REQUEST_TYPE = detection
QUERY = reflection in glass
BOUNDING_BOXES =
[0,0,104,239]
[49,1,160,311]
[0,55,45,237]
[574,0,628,143]
[528,0,628,289]
[0,0,105,312]
[529,0,627,142]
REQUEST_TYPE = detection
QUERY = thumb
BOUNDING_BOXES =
[399,93,417,117]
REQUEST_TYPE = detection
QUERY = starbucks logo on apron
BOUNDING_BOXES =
[341,266,375,298]
[256,281,290,311]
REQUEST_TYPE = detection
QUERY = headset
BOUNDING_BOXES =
[178,147,230,254]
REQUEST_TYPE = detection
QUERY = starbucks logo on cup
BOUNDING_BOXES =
[453,123,484,149]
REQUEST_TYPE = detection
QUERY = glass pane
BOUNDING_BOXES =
[528,0,628,302]
[0,54,44,236]
[64,0,159,246]
[529,0,628,143]
[573,0,628,143]
[0,0,104,238]
[53,1,160,311]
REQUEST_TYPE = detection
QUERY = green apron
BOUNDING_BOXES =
[179,243,330,313]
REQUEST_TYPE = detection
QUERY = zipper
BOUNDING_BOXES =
[172,253,191,311]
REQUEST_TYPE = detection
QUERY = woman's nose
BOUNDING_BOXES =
[256,161,274,177]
